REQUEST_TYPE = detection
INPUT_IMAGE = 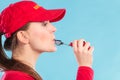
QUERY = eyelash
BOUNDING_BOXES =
[42,22,48,26]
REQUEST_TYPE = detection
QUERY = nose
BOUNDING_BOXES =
[52,25,57,32]
[50,24,57,33]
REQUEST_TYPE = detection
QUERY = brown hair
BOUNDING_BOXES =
[0,23,42,80]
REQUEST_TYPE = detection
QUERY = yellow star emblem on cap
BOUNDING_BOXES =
[33,5,40,10]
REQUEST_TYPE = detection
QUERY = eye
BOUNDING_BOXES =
[42,21,48,27]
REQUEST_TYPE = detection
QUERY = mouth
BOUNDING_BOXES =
[53,39,56,44]
[54,39,64,46]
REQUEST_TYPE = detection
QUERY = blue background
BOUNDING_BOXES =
[0,0,120,80]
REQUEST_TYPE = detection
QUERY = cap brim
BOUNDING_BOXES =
[46,9,66,22]
[31,8,66,22]
[29,8,66,23]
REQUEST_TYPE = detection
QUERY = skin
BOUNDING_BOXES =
[12,21,94,69]
[72,39,94,68]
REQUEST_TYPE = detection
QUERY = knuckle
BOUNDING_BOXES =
[79,39,85,42]
[86,42,90,46]
[73,40,77,44]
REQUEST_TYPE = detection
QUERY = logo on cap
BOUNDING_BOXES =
[33,5,40,10]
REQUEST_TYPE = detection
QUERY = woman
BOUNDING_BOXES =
[0,1,94,80]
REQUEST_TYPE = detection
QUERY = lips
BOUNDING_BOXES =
[53,39,56,41]
[52,39,55,43]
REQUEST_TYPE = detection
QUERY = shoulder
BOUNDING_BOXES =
[1,70,34,80]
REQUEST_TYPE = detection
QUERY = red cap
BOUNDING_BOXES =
[0,1,66,38]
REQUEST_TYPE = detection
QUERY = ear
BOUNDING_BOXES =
[16,31,29,44]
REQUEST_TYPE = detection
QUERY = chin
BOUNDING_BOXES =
[50,47,57,52]
[47,46,57,52]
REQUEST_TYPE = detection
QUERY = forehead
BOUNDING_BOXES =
[28,21,49,26]
[29,22,43,26]
[27,22,42,31]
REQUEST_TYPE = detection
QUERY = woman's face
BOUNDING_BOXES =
[26,21,57,53]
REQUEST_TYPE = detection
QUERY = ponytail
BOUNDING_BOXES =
[0,25,42,80]
[0,32,15,70]
[0,32,9,71]
[0,14,8,70]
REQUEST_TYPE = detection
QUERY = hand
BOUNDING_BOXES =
[72,39,94,68]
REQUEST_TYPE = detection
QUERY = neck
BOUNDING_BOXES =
[12,45,41,69]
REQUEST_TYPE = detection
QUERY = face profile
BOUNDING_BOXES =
[0,1,94,80]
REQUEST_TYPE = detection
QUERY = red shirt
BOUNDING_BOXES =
[1,66,94,80]
[1,70,34,80]
[76,66,94,80]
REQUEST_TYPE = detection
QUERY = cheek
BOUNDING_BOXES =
[30,31,48,47]
[33,31,48,42]
[29,31,56,52]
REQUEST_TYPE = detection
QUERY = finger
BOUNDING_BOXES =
[88,46,91,50]
[84,42,90,51]
[72,40,78,53]
[83,41,86,46]
[89,46,94,54]
[78,39,85,49]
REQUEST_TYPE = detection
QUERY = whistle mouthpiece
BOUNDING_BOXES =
[55,40,73,47]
